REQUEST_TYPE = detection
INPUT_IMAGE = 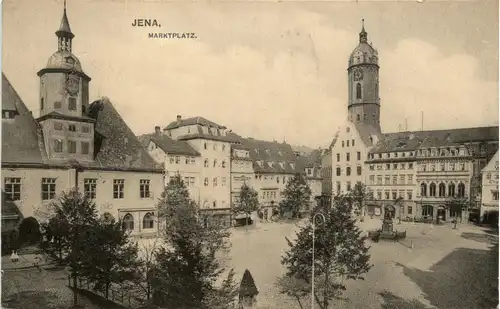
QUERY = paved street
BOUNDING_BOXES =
[2,219,498,309]
[223,219,499,309]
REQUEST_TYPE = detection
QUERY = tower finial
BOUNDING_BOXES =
[64,0,67,11]
[359,18,367,43]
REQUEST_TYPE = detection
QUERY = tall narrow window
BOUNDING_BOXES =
[438,183,446,197]
[113,179,125,199]
[356,114,360,121]
[356,83,362,99]
[81,142,89,155]
[54,139,63,153]
[429,183,436,197]
[68,140,76,153]
[4,178,21,201]
[448,183,455,197]
[41,98,44,109]
[204,159,209,168]
[84,178,97,199]
[140,179,151,198]
[41,178,56,200]
[458,183,465,197]
[346,167,351,176]
[420,183,427,197]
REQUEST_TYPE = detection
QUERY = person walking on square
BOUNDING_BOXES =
[10,250,19,264]
[33,255,41,271]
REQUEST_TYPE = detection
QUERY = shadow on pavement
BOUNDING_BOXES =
[395,244,499,309]
[68,287,127,309]
[461,232,498,244]
[2,290,66,309]
[378,291,430,309]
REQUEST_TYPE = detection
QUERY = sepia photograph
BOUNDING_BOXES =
[1,0,499,308]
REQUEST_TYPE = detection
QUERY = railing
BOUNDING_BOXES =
[69,276,147,308]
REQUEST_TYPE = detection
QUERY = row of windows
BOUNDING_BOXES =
[53,139,90,155]
[369,151,415,160]
[54,122,90,133]
[341,140,356,148]
[420,162,465,172]
[3,177,152,201]
[203,177,228,187]
[255,175,289,184]
[369,174,414,185]
[41,97,78,111]
[336,152,362,162]
[262,191,279,200]
[121,212,155,231]
[374,190,413,201]
[485,172,499,180]
[420,182,466,198]
[204,159,227,168]
[370,163,414,171]
[169,156,196,165]
[417,147,466,157]
[335,166,362,176]
[203,142,228,152]
[168,176,196,187]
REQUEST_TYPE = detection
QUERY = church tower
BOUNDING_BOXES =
[347,20,380,130]
[36,1,95,162]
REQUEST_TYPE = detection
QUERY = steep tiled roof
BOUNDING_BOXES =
[370,126,499,154]
[86,98,162,171]
[354,123,383,147]
[151,135,200,156]
[240,137,299,174]
[165,116,227,130]
[2,74,45,164]
[177,133,239,143]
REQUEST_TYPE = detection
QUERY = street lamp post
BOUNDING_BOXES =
[311,212,325,309]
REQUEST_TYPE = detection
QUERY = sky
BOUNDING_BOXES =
[2,0,499,148]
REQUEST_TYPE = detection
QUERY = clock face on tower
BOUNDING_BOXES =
[353,68,364,81]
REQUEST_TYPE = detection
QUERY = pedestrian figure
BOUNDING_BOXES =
[10,250,19,264]
[33,255,41,271]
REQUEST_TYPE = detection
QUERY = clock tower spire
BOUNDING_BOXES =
[347,19,380,130]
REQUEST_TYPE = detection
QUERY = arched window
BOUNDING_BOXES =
[422,205,433,217]
[356,83,362,99]
[357,166,362,175]
[204,159,209,168]
[336,167,341,176]
[448,183,455,197]
[458,183,465,197]
[142,212,154,229]
[438,183,446,197]
[122,213,134,231]
[420,183,427,197]
[356,114,360,121]
[346,167,351,176]
[429,183,436,197]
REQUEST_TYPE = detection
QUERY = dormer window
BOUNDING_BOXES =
[53,139,63,153]
[81,125,90,133]
[68,124,76,132]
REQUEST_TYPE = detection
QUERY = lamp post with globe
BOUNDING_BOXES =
[311,212,326,309]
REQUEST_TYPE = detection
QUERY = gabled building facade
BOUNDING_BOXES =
[1,4,163,245]
[481,150,499,224]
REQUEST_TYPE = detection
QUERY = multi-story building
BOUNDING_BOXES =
[480,150,499,224]
[140,123,323,223]
[325,20,499,223]
[1,4,164,246]
[139,126,201,199]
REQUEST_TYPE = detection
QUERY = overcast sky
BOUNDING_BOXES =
[3,0,499,148]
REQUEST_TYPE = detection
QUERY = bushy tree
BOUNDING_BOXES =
[445,196,469,229]
[232,183,260,231]
[40,189,99,306]
[279,173,312,219]
[278,195,372,309]
[80,218,140,299]
[349,182,372,218]
[152,174,237,309]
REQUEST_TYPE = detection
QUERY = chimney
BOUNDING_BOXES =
[155,126,161,136]
[176,115,182,123]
